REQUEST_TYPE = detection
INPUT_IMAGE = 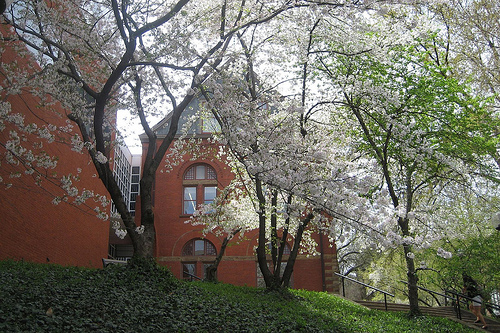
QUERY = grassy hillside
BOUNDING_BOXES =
[0,260,476,332]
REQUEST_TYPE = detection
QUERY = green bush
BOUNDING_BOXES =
[0,260,477,332]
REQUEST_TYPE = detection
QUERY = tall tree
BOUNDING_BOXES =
[312,17,498,315]
[198,19,381,288]
[202,66,332,289]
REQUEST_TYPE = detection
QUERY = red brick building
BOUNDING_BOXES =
[0,26,339,290]
[0,26,109,268]
[139,99,340,292]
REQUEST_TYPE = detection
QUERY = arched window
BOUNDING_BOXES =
[181,239,217,280]
[182,239,217,256]
[182,164,217,215]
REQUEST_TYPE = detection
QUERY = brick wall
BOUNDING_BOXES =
[0,26,110,268]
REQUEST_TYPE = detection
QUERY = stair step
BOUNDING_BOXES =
[355,301,500,332]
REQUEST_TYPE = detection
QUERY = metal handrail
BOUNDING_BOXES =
[335,272,395,311]
[445,289,500,320]
[399,281,500,320]
[446,289,500,310]
[399,281,452,301]
[399,281,463,319]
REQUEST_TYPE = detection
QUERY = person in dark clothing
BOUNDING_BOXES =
[463,274,487,329]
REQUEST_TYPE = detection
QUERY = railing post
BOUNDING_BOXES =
[455,293,462,320]
[384,294,388,311]
[335,272,394,304]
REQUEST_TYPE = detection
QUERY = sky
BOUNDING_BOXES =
[117,110,146,155]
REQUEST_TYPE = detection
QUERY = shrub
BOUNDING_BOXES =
[0,260,477,332]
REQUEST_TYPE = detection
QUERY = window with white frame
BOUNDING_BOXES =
[182,164,218,215]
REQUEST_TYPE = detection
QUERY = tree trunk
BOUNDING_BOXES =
[205,228,241,282]
[404,244,421,317]
[399,216,421,317]
[132,225,156,259]
[270,190,279,272]
[255,178,276,289]
[132,159,157,259]
[274,193,293,282]
[281,212,313,287]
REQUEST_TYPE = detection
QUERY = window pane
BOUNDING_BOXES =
[184,187,196,200]
[206,242,217,256]
[184,166,195,180]
[207,166,216,180]
[182,242,193,256]
[184,187,197,214]
[194,240,205,256]
[204,187,216,204]
[195,165,205,179]
[184,164,217,180]
[183,239,217,257]
[184,201,196,214]
[182,263,196,280]
[283,244,291,255]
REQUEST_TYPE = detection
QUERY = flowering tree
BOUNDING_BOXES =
[1,0,313,259]
[311,13,498,314]
[200,72,331,288]
[194,13,385,287]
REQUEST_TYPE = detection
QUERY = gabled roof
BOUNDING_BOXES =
[139,96,212,143]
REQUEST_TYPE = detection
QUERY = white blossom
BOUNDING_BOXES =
[95,151,108,164]
[71,135,84,153]
[115,229,127,239]
[437,247,452,259]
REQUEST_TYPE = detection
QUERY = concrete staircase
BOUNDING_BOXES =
[356,301,500,332]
